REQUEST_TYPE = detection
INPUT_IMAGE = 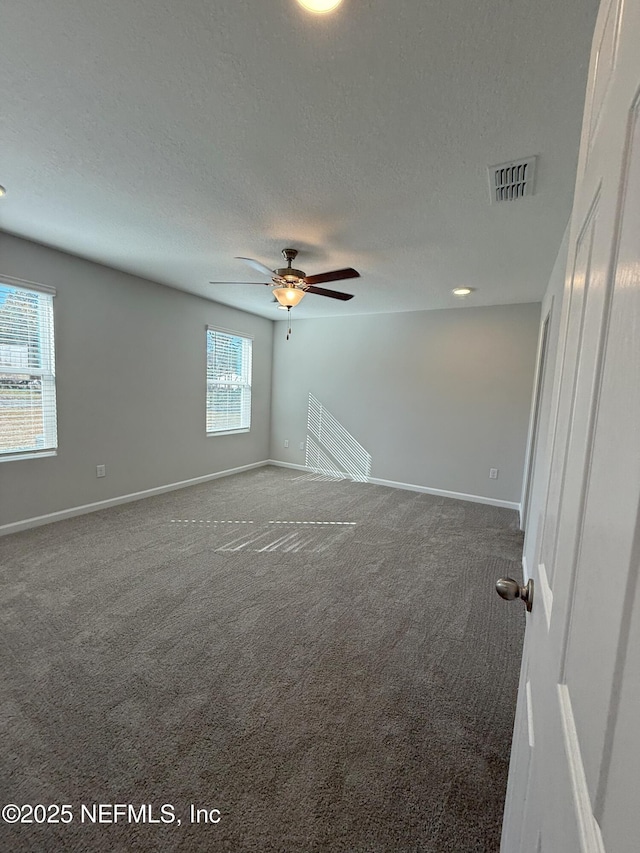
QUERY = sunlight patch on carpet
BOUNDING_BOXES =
[168,517,357,553]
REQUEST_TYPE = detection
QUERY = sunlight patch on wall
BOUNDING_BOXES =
[304,436,346,480]
[306,393,372,482]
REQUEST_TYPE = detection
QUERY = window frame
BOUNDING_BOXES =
[0,275,58,462]
[205,326,253,436]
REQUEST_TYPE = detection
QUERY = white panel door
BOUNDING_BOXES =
[501,0,640,850]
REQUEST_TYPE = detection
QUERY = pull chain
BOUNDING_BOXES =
[286,306,292,340]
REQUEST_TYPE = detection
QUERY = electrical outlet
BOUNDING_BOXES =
[299,441,305,451]
[284,439,289,448]
[489,468,499,479]
[96,464,106,478]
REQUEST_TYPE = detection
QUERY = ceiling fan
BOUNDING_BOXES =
[209,248,359,308]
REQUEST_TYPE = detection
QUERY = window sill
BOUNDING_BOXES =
[206,429,250,437]
[0,450,58,463]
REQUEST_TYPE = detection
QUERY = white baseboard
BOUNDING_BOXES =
[266,460,309,472]
[367,476,520,510]
[0,461,269,536]
[2,460,520,536]
[268,460,519,510]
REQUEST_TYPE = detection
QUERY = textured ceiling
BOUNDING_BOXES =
[0,0,599,319]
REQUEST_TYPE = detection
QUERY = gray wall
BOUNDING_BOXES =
[1,230,542,525]
[270,303,541,504]
[0,233,273,526]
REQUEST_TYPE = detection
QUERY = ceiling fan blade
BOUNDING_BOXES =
[304,285,354,301]
[235,257,277,278]
[303,267,360,286]
[209,281,271,286]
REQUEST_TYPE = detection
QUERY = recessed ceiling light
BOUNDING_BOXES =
[0,186,6,197]
[297,0,344,13]
[452,287,473,296]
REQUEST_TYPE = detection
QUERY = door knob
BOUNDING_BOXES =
[496,577,534,612]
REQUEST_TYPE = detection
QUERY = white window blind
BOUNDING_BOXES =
[0,281,57,457]
[206,328,252,434]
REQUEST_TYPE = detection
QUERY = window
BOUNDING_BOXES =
[0,278,57,459]
[206,327,252,434]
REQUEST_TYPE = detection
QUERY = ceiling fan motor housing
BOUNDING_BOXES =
[275,268,306,284]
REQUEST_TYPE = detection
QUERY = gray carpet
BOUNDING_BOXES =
[0,466,525,852]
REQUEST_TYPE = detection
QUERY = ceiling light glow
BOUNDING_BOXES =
[297,0,344,13]
[0,186,6,197]
[452,287,473,296]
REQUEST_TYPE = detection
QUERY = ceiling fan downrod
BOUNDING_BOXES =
[276,248,306,284]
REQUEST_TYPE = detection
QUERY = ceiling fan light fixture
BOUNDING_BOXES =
[273,286,306,307]
[296,0,343,12]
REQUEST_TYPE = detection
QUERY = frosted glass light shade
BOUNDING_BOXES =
[297,0,343,12]
[273,286,306,307]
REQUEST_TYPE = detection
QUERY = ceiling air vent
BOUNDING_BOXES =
[488,156,537,203]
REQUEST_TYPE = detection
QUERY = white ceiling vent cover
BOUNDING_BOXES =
[488,156,537,203]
